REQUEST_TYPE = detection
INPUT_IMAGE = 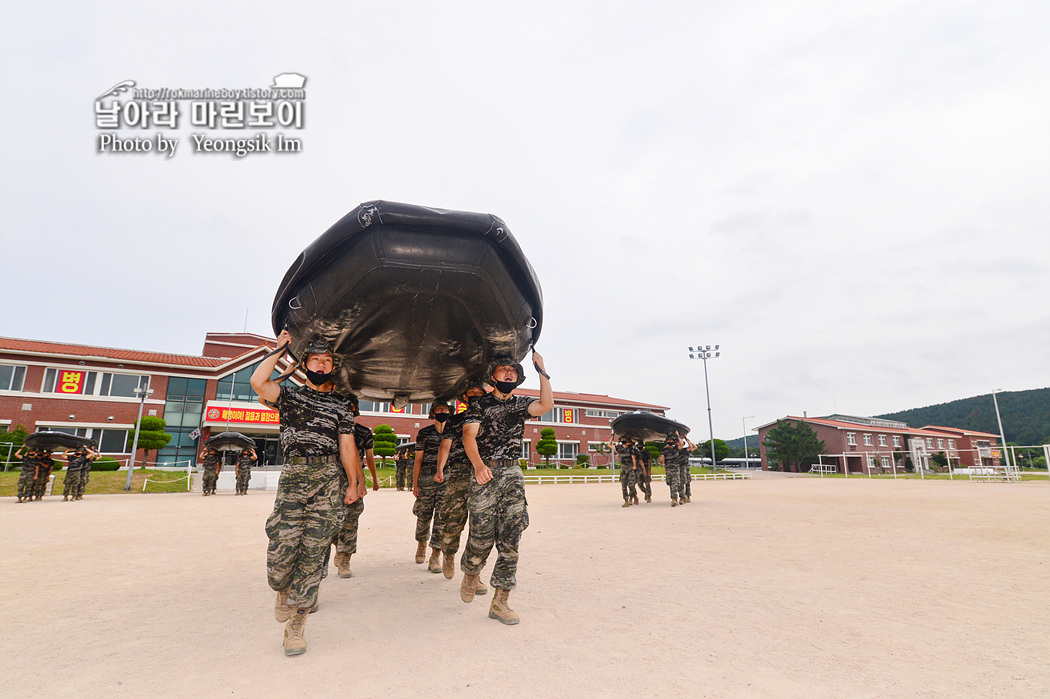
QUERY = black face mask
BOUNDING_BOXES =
[494,380,517,394]
[305,369,333,386]
[434,413,450,424]
[465,394,482,405]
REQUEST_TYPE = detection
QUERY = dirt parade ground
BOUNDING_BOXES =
[2,476,1048,698]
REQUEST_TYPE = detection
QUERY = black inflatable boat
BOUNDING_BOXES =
[610,411,691,443]
[205,431,256,451]
[271,200,543,405]
[24,431,95,451]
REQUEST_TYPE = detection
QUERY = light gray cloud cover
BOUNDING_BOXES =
[1,0,1047,442]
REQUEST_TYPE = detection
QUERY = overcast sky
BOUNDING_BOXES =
[2,0,1047,443]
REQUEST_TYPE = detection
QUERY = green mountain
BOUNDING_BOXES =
[876,388,1050,447]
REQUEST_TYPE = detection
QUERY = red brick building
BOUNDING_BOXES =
[755,414,1005,474]
[1,333,667,468]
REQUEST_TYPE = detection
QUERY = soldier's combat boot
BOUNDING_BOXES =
[632,495,639,505]
[428,548,442,574]
[488,588,520,625]
[671,497,679,507]
[415,541,426,564]
[274,588,292,622]
[645,494,651,503]
[336,553,353,578]
[475,577,488,595]
[461,572,480,603]
[622,498,631,508]
[442,550,455,579]
[283,608,309,656]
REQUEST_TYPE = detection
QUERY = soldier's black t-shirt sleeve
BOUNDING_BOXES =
[337,397,355,434]
[273,384,289,413]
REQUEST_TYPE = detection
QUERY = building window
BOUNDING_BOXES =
[521,441,531,459]
[158,377,207,467]
[846,433,856,446]
[43,368,148,397]
[43,426,128,453]
[877,435,886,447]
[925,438,933,448]
[538,408,578,424]
[0,364,26,391]
[937,439,944,449]
[862,434,872,446]
[585,409,621,419]
[866,456,877,468]
[558,442,578,460]
[948,440,955,450]
[881,456,891,468]
[892,436,901,448]
[588,442,605,452]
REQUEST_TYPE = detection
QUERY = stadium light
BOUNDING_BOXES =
[688,345,720,470]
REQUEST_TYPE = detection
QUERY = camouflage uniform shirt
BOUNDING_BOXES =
[274,384,355,456]
[68,453,91,473]
[415,424,446,478]
[441,410,471,464]
[463,393,537,462]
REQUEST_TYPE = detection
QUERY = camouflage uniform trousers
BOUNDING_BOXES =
[395,462,409,490]
[461,460,529,591]
[236,469,252,494]
[439,462,472,556]
[202,468,218,494]
[33,472,51,499]
[664,462,684,500]
[637,469,652,499]
[413,478,446,549]
[335,498,365,556]
[77,469,91,499]
[265,456,346,610]
[619,466,638,500]
[681,463,692,497]
[63,469,87,499]
[17,468,35,500]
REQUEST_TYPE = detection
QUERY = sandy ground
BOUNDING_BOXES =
[2,476,1048,698]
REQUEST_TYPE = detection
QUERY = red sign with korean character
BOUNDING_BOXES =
[57,370,86,394]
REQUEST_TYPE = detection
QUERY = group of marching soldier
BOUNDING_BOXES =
[613,432,696,507]
[198,446,258,496]
[14,443,99,502]
[249,330,553,657]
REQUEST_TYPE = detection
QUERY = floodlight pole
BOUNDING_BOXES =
[991,390,1013,476]
[743,415,755,469]
[688,345,720,471]
[125,385,154,491]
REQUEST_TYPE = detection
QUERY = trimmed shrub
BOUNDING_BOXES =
[92,457,122,471]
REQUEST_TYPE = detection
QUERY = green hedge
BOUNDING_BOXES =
[92,457,122,472]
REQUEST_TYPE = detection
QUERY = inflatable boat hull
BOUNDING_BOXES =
[272,200,543,404]
[205,431,256,452]
[610,411,691,443]
[24,431,95,451]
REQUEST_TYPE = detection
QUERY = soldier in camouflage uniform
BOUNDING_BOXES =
[460,353,553,625]
[413,402,451,572]
[235,447,257,495]
[200,447,221,496]
[612,436,640,507]
[636,443,653,503]
[661,435,683,506]
[14,447,38,503]
[32,450,55,500]
[678,433,696,503]
[395,446,411,491]
[434,382,488,593]
[331,398,379,579]
[251,330,361,657]
[61,444,99,501]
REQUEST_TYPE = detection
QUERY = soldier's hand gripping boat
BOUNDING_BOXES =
[271,200,543,405]
[610,411,691,443]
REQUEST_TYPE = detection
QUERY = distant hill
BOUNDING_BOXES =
[877,388,1050,446]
